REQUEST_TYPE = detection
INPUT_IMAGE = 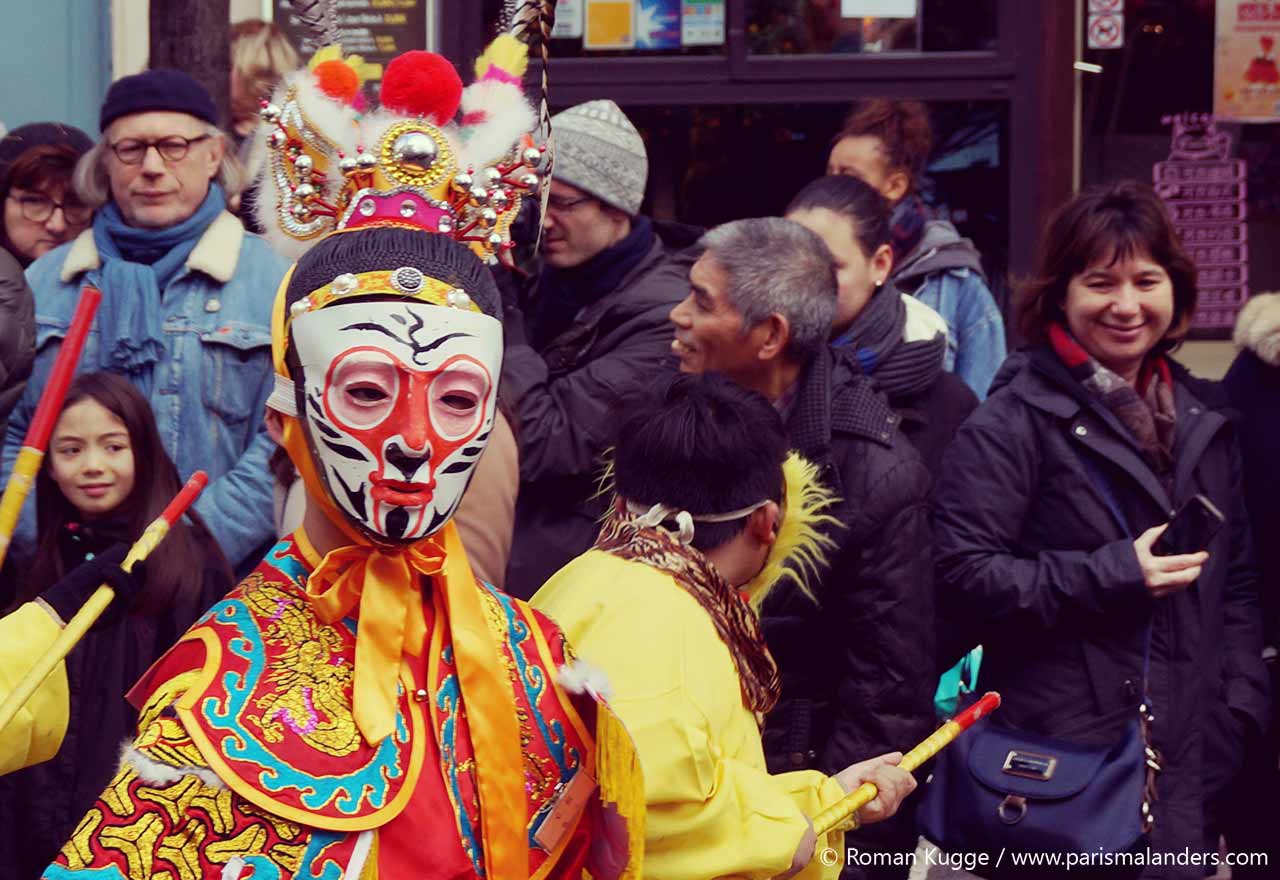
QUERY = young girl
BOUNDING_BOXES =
[0,371,231,879]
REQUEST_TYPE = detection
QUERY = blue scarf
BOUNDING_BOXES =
[91,184,226,373]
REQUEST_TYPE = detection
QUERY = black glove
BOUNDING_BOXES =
[40,543,141,628]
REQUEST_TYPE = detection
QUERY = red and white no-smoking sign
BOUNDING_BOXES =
[1088,12,1124,49]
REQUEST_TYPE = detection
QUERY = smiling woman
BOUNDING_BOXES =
[929,180,1269,871]
[1016,179,1198,384]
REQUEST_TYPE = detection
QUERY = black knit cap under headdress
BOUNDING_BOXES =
[284,225,502,321]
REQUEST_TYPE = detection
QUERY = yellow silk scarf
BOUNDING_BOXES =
[300,521,526,878]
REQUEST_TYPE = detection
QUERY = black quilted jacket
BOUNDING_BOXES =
[761,345,936,876]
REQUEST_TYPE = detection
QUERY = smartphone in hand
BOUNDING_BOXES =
[1152,494,1225,556]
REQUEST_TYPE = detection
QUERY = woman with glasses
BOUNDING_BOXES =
[0,123,93,266]
[0,123,93,440]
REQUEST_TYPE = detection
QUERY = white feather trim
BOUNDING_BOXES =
[252,69,359,260]
[557,660,613,702]
[1233,292,1280,366]
[120,740,226,790]
[459,81,537,171]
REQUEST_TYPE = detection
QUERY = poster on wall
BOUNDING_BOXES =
[553,0,585,39]
[682,0,724,46]
[274,0,430,83]
[1153,113,1250,333]
[585,0,636,49]
[638,0,681,49]
[1215,0,1280,122]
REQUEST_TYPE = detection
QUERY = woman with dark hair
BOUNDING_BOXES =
[0,123,93,267]
[930,180,1268,871]
[0,371,231,879]
[786,174,977,477]
[0,123,93,439]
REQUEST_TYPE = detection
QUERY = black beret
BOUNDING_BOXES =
[100,69,218,132]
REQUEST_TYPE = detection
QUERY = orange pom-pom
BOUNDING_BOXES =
[313,59,360,103]
[380,51,463,125]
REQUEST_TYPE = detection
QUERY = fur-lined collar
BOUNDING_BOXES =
[59,211,245,285]
[1233,292,1280,366]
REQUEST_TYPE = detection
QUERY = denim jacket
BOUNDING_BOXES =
[913,267,1006,400]
[4,212,288,568]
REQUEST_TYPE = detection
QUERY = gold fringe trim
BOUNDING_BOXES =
[595,700,645,879]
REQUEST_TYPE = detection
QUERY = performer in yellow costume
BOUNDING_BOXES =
[534,374,916,880]
[40,26,641,880]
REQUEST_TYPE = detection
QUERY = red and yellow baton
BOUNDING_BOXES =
[0,471,208,735]
[811,691,1002,835]
[0,286,102,569]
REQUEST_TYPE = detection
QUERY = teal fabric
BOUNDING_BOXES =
[934,645,983,719]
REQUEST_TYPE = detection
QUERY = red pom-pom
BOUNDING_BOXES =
[380,52,463,124]
[312,60,361,104]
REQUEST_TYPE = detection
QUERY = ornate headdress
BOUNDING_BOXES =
[253,34,543,265]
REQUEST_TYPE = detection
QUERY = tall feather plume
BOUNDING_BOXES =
[498,0,557,244]
[288,0,342,49]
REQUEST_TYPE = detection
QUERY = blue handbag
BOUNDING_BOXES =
[917,705,1157,873]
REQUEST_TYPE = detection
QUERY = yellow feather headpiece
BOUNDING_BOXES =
[742,452,840,610]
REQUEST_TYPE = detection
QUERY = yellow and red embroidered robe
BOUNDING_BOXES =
[42,533,641,880]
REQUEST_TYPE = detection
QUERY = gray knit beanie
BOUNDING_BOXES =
[550,100,648,216]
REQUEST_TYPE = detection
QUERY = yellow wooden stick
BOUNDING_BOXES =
[812,692,1001,835]
[0,447,42,562]
[0,472,208,735]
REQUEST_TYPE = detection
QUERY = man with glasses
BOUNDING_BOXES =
[500,99,702,598]
[4,69,289,572]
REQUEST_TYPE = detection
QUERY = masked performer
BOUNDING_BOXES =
[533,374,916,880]
[41,34,640,880]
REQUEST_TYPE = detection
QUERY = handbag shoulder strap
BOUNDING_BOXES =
[1079,453,1133,537]
[1078,451,1155,693]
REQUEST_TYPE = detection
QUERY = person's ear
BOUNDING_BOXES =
[747,501,781,548]
[754,314,792,362]
[264,408,286,445]
[883,169,911,204]
[871,242,895,282]
[205,133,225,181]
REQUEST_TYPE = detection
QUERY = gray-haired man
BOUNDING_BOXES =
[502,99,701,597]
[670,216,936,878]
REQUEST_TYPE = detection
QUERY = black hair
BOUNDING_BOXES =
[787,174,892,259]
[284,226,502,319]
[612,373,787,553]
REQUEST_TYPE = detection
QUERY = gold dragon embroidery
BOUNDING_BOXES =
[241,581,362,757]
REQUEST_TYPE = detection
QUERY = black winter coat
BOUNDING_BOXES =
[761,346,936,872]
[0,246,34,442]
[0,524,231,879]
[503,221,701,598]
[1222,306,1280,650]
[932,348,1270,876]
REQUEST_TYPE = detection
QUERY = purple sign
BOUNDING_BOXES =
[638,0,681,49]
[1154,113,1250,331]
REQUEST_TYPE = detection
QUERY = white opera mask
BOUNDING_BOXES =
[289,299,503,543]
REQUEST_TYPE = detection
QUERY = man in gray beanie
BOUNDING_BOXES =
[500,99,702,598]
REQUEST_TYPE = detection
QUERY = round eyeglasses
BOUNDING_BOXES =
[7,193,93,226]
[110,134,211,165]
